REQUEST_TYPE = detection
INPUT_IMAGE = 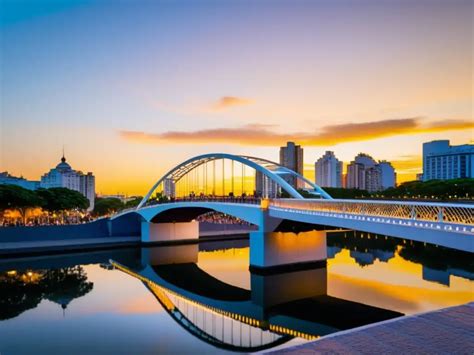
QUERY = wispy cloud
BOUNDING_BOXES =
[119,117,473,146]
[211,96,254,111]
[391,155,423,173]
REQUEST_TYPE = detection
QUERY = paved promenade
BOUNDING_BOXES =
[272,302,474,354]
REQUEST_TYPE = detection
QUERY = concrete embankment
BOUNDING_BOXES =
[270,302,474,354]
[0,220,254,257]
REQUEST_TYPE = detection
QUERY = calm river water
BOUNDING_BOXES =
[0,231,473,354]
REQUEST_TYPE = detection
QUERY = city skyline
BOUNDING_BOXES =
[1,0,472,195]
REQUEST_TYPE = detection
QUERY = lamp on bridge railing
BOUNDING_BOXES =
[260,199,270,210]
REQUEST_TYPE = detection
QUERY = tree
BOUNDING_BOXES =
[148,192,169,204]
[36,188,89,212]
[322,187,370,199]
[382,178,474,200]
[93,197,124,216]
[124,196,143,209]
[0,185,44,223]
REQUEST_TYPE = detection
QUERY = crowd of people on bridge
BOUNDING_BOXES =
[196,212,252,225]
[147,192,261,206]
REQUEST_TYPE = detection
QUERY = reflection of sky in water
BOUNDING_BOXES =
[0,237,473,354]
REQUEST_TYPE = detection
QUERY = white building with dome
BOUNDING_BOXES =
[40,155,95,211]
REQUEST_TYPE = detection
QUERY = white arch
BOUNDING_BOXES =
[137,153,332,209]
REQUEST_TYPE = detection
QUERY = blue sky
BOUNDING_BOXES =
[1,0,472,194]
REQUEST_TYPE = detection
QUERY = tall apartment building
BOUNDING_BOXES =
[314,151,343,188]
[378,161,396,190]
[346,162,366,190]
[346,153,396,192]
[279,142,304,189]
[40,155,96,211]
[422,140,474,181]
[255,171,279,198]
[163,178,176,198]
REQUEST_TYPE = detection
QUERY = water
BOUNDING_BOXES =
[0,232,473,354]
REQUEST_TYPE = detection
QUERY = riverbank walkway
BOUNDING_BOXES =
[271,302,474,354]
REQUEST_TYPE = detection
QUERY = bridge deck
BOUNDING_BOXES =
[271,302,474,354]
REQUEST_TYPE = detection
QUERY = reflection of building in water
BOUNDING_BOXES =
[372,250,395,263]
[350,251,375,266]
[423,266,450,286]
[398,242,474,286]
[349,249,396,267]
[422,266,474,287]
[327,246,342,259]
[0,266,93,320]
[327,231,397,266]
[329,231,474,287]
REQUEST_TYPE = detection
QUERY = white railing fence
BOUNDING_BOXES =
[269,199,474,226]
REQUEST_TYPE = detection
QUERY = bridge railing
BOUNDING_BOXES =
[269,199,474,226]
[142,196,262,208]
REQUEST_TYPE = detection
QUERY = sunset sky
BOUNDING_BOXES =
[1,0,472,195]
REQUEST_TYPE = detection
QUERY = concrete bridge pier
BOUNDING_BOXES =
[249,230,327,272]
[141,220,199,243]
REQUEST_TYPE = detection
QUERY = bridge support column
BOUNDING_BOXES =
[249,230,327,271]
[141,221,199,243]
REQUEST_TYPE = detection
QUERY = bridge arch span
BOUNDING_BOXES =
[137,153,332,209]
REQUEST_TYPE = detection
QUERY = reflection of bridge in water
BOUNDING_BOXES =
[111,241,403,352]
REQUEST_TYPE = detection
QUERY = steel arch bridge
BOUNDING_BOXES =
[109,152,473,253]
[137,153,332,209]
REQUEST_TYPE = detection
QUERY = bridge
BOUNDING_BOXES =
[110,153,474,270]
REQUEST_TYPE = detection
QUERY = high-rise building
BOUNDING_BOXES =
[279,142,304,189]
[255,171,279,198]
[346,162,366,190]
[346,154,397,192]
[314,151,343,188]
[378,161,396,190]
[422,140,474,181]
[163,178,176,198]
[40,155,96,211]
[365,166,382,193]
[80,173,95,209]
[0,172,40,190]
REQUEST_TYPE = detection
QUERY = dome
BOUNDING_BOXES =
[56,156,72,171]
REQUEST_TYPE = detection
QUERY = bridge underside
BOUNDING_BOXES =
[150,207,214,223]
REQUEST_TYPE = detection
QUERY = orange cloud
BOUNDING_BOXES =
[211,96,254,110]
[119,118,473,146]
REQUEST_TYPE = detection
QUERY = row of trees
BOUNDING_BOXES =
[319,178,474,200]
[93,196,143,216]
[0,185,90,223]
[381,179,474,200]
[0,184,145,221]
